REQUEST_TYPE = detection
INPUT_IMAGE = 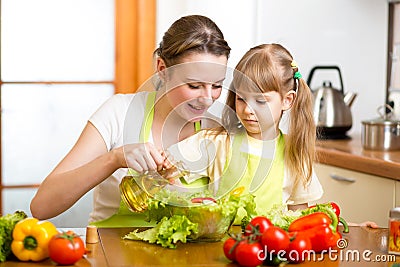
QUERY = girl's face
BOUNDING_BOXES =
[235,88,295,140]
[158,53,228,122]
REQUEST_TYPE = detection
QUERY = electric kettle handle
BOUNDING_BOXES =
[306,65,344,94]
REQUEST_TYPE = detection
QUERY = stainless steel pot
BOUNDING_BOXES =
[361,105,400,151]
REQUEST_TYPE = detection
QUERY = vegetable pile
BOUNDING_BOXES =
[224,202,349,267]
[0,212,86,264]
[11,217,85,264]
[123,188,256,248]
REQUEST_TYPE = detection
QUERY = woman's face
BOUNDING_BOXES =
[235,88,294,140]
[160,53,228,122]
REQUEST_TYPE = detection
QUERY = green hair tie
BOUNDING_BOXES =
[294,71,302,80]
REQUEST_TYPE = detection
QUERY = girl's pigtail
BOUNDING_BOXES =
[286,76,316,187]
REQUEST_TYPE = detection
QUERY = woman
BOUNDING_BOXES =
[30,15,231,226]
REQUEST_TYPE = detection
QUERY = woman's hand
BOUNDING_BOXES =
[119,142,167,173]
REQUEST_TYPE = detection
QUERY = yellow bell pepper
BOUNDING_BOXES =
[11,217,58,262]
[230,186,245,197]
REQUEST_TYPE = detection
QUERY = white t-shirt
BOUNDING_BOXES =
[167,130,323,206]
[88,92,148,222]
[87,92,220,222]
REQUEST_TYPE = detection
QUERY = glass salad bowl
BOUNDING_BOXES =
[144,188,255,242]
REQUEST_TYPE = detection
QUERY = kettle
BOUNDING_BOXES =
[307,66,357,139]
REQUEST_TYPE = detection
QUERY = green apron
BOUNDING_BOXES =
[217,130,285,224]
[92,92,203,227]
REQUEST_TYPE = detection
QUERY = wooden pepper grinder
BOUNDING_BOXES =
[86,225,99,244]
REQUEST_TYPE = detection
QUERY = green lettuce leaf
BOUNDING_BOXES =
[262,204,302,231]
[123,215,198,249]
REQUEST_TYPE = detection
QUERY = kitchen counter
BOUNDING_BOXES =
[0,226,397,267]
[316,134,400,180]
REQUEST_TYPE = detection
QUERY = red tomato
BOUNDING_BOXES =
[261,226,290,253]
[245,216,273,236]
[223,237,239,262]
[48,231,85,265]
[286,233,312,263]
[235,240,264,267]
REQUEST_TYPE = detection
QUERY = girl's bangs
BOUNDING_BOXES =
[233,64,278,94]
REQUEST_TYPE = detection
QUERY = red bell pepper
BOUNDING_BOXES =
[288,212,341,252]
[307,202,349,233]
[288,212,332,232]
[298,224,339,252]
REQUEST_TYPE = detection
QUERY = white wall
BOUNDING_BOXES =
[156,0,388,135]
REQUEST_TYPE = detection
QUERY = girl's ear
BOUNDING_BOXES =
[282,90,296,111]
[156,57,167,81]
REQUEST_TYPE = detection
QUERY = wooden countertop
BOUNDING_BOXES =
[0,226,397,267]
[316,134,400,180]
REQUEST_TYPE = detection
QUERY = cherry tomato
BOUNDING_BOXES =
[223,237,239,262]
[48,231,85,265]
[235,240,264,267]
[245,216,273,236]
[286,233,312,263]
[261,226,290,253]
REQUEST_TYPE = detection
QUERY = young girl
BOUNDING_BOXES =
[167,43,323,215]
[30,15,231,226]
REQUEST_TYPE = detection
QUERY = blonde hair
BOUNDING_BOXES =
[154,15,231,67]
[222,43,316,186]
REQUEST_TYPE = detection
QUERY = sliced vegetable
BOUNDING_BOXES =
[230,186,245,197]
[11,218,58,262]
[48,231,85,265]
[190,197,217,204]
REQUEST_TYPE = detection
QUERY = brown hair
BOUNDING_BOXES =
[154,15,231,67]
[222,43,316,186]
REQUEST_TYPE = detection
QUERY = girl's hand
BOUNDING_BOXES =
[119,143,166,173]
[348,221,379,228]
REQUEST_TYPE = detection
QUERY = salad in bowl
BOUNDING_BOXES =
[123,188,256,248]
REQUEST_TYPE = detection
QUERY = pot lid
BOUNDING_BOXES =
[362,117,400,125]
[362,104,400,125]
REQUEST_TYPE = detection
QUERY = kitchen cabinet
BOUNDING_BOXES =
[314,163,395,227]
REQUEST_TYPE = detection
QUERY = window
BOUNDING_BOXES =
[0,0,155,226]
